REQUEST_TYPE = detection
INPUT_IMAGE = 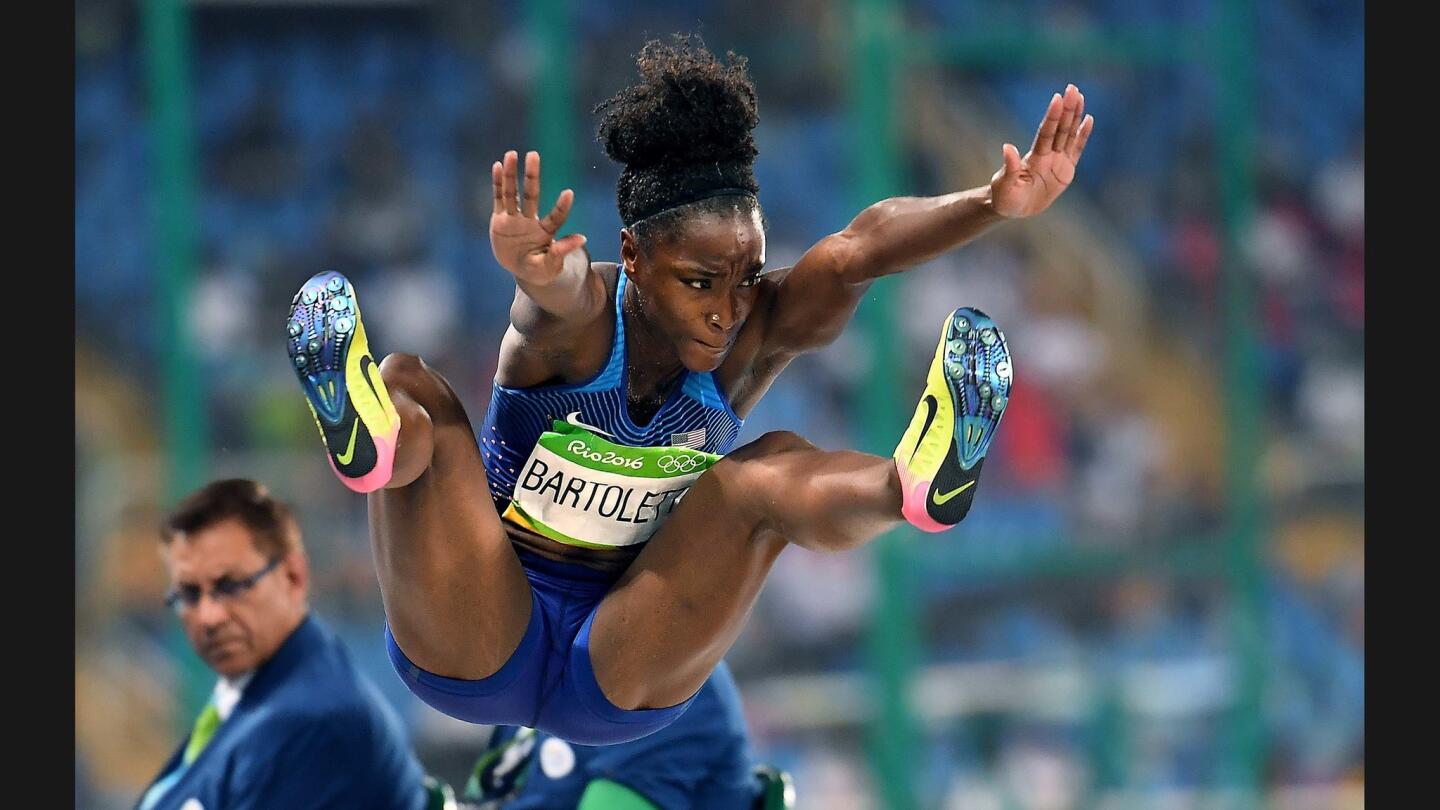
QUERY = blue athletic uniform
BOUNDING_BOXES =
[388,271,745,745]
[140,615,428,810]
[481,662,758,809]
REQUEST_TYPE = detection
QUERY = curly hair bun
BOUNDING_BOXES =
[596,35,759,172]
[595,36,762,227]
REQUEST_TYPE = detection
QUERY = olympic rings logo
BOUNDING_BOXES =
[657,455,702,474]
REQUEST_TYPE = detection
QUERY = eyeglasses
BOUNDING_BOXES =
[164,557,283,612]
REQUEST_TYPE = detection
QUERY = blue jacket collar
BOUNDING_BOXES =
[239,611,321,708]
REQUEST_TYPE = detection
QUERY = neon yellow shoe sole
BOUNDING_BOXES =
[893,307,1012,531]
[286,271,400,493]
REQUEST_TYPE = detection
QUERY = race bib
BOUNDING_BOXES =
[502,421,721,549]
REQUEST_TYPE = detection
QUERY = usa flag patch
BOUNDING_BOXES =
[669,428,706,449]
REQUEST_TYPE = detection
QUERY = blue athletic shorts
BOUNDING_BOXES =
[385,547,697,745]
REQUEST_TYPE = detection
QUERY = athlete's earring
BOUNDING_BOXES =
[709,313,720,323]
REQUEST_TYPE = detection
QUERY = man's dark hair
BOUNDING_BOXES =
[595,34,762,247]
[161,478,302,559]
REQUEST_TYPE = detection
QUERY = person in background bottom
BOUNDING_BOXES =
[136,478,446,810]
[464,660,793,810]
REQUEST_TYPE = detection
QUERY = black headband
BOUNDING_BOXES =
[623,186,758,228]
[618,155,760,227]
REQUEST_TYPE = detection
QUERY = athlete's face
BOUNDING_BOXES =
[621,207,765,372]
[164,519,309,679]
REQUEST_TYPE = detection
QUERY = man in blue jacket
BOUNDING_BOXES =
[137,478,434,810]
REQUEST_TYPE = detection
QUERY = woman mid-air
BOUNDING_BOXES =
[285,36,1092,745]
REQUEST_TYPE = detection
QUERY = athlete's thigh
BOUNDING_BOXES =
[367,356,533,679]
[587,432,804,710]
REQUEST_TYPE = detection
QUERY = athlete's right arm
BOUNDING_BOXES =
[490,150,609,337]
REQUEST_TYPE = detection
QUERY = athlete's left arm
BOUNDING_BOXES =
[760,84,1093,355]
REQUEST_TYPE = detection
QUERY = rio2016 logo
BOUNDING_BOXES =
[566,440,644,470]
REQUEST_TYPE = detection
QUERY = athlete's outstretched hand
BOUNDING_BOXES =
[989,84,1095,220]
[490,150,588,284]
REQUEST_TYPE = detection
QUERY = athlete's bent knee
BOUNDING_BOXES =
[379,352,430,390]
[380,352,459,413]
[736,430,815,460]
[699,431,815,528]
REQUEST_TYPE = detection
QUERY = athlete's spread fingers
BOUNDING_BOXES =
[1006,142,1024,172]
[1071,115,1095,162]
[502,150,519,215]
[1060,88,1085,155]
[1032,93,1062,156]
[539,189,574,235]
[991,143,1023,187]
[522,151,541,219]
[552,233,587,258]
[492,161,505,214]
[1054,85,1079,153]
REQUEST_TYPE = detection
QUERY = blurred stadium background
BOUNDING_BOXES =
[75,0,1363,807]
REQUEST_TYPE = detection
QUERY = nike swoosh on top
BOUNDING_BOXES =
[359,354,391,429]
[910,395,938,464]
[565,411,616,439]
[932,479,975,505]
[360,355,383,404]
[335,420,361,466]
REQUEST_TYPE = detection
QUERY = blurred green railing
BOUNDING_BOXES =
[141,0,211,732]
[843,1,1265,807]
